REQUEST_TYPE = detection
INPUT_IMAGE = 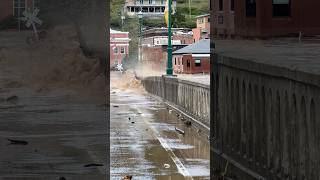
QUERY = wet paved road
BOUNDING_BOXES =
[0,68,108,179]
[110,72,210,179]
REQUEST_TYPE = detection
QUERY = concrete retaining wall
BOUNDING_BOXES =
[142,76,210,129]
[211,53,320,180]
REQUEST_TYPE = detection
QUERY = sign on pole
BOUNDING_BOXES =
[21,8,42,40]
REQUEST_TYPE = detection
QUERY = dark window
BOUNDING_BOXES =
[208,17,210,22]
[13,0,26,17]
[195,59,201,67]
[219,0,223,11]
[273,0,290,17]
[175,58,176,65]
[187,60,190,67]
[246,0,256,17]
[231,0,234,11]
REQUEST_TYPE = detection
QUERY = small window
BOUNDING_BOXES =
[219,0,223,11]
[195,59,201,67]
[139,0,144,4]
[231,0,234,11]
[13,0,26,17]
[246,0,256,17]
[149,0,153,4]
[208,17,210,22]
[120,47,125,54]
[273,0,290,17]
[113,47,118,54]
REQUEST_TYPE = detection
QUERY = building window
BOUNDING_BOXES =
[231,0,234,11]
[219,0,223,11]
[161,0,164,4]
[246,0,256,17]
[113,47,118,54]
[175,58,177,65]
[195,59,201,67]
[273,0,290,17]
[208,17,210,22]
[33,0,40,9]
[13,0,26,17]
[149,0,153,4]
[139,0,144,4]
[120,47,125,54]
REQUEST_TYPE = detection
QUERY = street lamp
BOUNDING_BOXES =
[166,0,173,75]
[137,11,143,62]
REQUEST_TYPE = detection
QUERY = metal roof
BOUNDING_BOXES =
[173,39,210,55]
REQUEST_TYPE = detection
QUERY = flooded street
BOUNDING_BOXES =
[0,29,108,179]
[110,71,210,179]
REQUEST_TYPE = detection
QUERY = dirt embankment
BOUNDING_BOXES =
[0,25,106,97]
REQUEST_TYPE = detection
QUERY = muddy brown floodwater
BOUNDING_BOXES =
[0,28,108,180]
[110,71,210,180]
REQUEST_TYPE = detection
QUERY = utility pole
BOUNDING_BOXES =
[189,0,191,18]
[166,0,173,75]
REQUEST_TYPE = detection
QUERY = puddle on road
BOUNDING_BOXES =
[111,72,210,179]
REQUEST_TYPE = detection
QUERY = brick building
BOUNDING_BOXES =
[172,39,210,74]
[211,0,320,38]
[0,0,39,22]
[192,14,211,42]
[234,0,320,37]
[211,0,235,38]
[110,29,130,69]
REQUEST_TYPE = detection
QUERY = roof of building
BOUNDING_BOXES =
[196,14,210,18]
[173,39,210,55]
[110,28,129,34]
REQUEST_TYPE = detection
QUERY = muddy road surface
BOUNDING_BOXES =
[110,71,210,180]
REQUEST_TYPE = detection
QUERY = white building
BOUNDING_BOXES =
[124,0,167,17]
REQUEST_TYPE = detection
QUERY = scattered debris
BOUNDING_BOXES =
[131,121,135,124]
[163,163,170,168]
[59,177,66,180]
[128,117,131,120]
[6,95,18,102]
[175,127,185,135]
[184,120,192,126]
[7,139,28,145]
[122,175,132,180]
[83,163,104,167]
[113,105,119,108]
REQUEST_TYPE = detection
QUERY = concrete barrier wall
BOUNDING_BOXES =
[142,76,210,128]
[211,53,320,180]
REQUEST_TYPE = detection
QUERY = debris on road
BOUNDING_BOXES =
[128,117,131,120]
[131,121,135,124]
[175,127,185,135]
[184,120,192,126]
[163,164,170,168]
[122,175,132,180]
[7,139,28,145]
[6,95,18,102]
[83,163,104,167]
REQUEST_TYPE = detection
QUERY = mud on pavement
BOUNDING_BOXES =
[0,26,108,180]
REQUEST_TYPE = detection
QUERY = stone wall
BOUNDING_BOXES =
[211,53,320,180]
[142,76,210,129]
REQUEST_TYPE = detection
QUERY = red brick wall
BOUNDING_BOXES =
[110,32,130,67]
[0,0,35,23]
[172,34,194,44]
[0,0,13,21]
[234,0,320,37]
[182,54,210,74]
[212,0,235,37]
[141,46,167,72]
